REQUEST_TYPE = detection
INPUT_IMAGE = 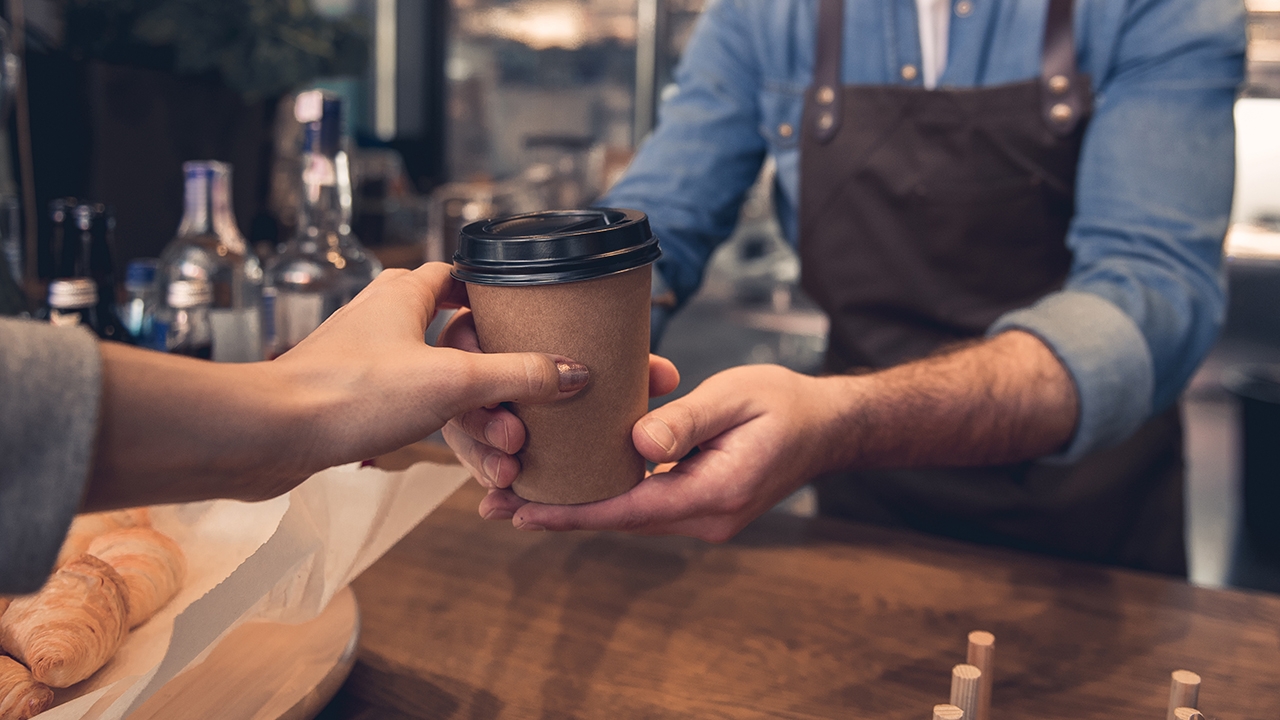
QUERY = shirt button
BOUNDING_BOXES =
[816,85,836,105]
[955,0,973,17]
[901,64,919,81]
[778,122,794,138]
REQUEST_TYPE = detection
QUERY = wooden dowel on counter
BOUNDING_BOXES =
[1173,708,1205,720]
[966,630,994,720]
[1167,670,1201,720]
[950,664,981,720]
[933,703,965,720]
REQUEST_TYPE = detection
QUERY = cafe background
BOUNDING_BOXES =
[0,0,1278,592]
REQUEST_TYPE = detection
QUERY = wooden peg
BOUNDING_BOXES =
[933,704,964,720]
[1173,708,1205,720]
[966,630,994,720]
[950,663,982,720]
[1167,670,1201,720]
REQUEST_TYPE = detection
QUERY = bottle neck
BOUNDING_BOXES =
[298,149,355,241]
[179,167,247,255]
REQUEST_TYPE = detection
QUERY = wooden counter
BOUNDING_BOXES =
[327,480,1280,719]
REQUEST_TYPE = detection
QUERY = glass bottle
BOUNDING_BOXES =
[48,203,129,341]
[157,279,213,359]
[264,90,381,358]
[36,277,127,340]
[120,258,162,348]
[159,161,264,362]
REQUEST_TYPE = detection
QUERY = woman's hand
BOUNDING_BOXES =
[269,262,593,481]
[90,262,591,509]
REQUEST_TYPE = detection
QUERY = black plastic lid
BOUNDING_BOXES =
[452,208,661,285]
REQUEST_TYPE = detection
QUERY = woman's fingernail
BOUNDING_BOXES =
[556,361,589,392]
[482,454,504,485]
[640,417,677,454]
[483,507,514,521]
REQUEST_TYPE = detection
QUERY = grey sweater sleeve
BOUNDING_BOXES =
[1,318,102,594]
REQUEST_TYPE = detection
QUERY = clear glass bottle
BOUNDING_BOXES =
[264,90,381,358]
[159,161,264,362]
[157,279,214,359]
[120,258,162,348]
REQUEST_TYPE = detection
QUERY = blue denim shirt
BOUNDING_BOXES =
[603,0,1244,462]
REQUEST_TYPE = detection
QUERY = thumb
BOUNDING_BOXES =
[633,384,751,463]
[454,350,590,410]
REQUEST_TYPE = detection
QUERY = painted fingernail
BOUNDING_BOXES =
[482,454,503,485]
[516,522,546,532]
[483,507,514,521]
[640,417,677,454]
[556,361,589,392]
[484,419,508,451]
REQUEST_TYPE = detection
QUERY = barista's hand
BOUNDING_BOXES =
[455,363,843,542]
[438,309,680,490]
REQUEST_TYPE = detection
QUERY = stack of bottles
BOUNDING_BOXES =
[30,90,381,362]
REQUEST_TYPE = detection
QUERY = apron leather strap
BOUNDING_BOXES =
[1041,0,1086,136]
[809,0,845,144]
[809,0,1085,142]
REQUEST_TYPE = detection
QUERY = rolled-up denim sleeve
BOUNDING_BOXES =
[1,318,101,594]
[991,0,1244,462]
[602,0,768,308]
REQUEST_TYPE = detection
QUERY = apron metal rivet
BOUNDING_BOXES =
[955,0,974,17]
[901,64,919,81]
[818,113,834,131]
[1050,103,1073,122]
[817,86,835,105]
[1049,75,1070,94]
[778,122,794,138]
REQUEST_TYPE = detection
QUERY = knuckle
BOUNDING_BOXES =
[522,354,555,397]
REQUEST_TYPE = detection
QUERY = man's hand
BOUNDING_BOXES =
[469,364,844,542]
[442,328,1078,543]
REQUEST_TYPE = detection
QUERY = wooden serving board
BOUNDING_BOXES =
[127,587,359,720]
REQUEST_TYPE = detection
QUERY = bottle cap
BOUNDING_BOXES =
[167,279,213,308]
[452,208,661,286]
[48,278,98,309]
[297,90,343,156]
[125,259,159,290]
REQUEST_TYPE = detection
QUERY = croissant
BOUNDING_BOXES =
[0,555,129,688]
[87,528,186,628]
[0,599,8,619]
[55,509,151,569]
[0,656,53,720]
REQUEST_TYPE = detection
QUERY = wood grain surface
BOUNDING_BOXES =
[336,480,1280,719]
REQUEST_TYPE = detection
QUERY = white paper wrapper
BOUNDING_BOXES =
[35,460,471,719]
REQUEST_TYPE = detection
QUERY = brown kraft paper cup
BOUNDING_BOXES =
[453,209,661,505]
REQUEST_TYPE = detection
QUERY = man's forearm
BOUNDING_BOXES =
[823,330,1079,471]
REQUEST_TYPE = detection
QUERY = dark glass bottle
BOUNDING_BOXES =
[36,277,127,341]
[49,202,129,342]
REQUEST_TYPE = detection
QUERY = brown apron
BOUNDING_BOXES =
[798,0,1186,574]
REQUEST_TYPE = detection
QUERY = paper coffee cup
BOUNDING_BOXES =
[453,208,662,505]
